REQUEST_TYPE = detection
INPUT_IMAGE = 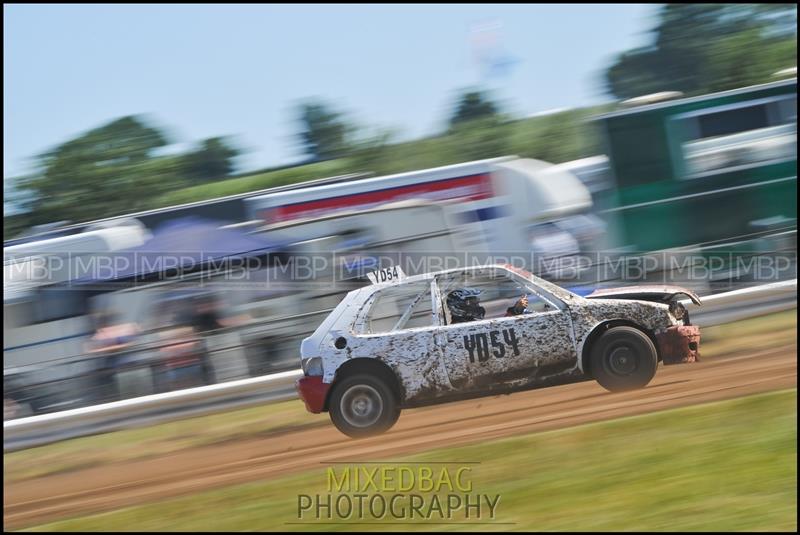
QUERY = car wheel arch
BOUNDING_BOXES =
[325,358,404,411]
[579,320,661,376]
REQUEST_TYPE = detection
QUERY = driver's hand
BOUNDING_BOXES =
[518,296,529,309]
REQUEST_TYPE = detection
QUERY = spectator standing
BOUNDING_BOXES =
[85,311,141,403]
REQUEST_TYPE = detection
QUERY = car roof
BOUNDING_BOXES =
[351,263,577,303]
[365,263,514,288]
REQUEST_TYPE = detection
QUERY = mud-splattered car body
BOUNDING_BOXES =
[297,264,701,420]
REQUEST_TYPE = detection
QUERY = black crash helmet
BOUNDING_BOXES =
[447,288,485,321]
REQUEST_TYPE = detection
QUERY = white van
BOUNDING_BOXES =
[246,156,607,275]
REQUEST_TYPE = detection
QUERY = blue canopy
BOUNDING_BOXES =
[72,217,287,284]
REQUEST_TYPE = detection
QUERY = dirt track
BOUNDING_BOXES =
[4,345,797,530]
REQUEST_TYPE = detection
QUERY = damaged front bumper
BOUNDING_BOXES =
[657,325,701,364]
[296,375,331,413]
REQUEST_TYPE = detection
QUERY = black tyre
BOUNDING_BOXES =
[329,373,400,438]
[590,326,658,392]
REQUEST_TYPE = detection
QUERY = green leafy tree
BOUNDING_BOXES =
[297,101,355,161]
[347,127,400,176]
[4,176,37,239]
[606,3,797,99]
[19,115,187,225]
[183,137,241,183]
[706,28,797,92]
[448,90,500,129]
[442,89,511,161]
[509,107,609,164]
[447,115,512,161]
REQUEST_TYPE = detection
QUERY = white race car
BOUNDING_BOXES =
[297,264,701,437]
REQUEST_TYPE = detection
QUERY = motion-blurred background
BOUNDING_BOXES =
[3,4,797,433]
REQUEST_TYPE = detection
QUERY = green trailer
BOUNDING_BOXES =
[594,78,797,255]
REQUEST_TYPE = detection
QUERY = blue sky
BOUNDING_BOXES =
[3,4,660,180]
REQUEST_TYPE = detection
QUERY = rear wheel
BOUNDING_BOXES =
[329,373,400,438]
[591,326,658,392]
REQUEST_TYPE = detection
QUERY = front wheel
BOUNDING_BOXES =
[329,373,400,438]
[591,326,658,392]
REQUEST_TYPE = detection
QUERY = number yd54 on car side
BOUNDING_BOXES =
[296,264,701,438]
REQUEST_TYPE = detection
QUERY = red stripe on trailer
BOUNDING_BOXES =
[260,173,493,223]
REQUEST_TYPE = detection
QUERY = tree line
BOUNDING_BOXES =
[4,3,796,238]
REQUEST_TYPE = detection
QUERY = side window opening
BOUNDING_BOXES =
[438,270,555,325]
[364,281,433,334]
[679,95,797,177]
[33,286,89,323]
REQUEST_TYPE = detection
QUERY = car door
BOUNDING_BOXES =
[434,269,577,392]
[352,280,451,403]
